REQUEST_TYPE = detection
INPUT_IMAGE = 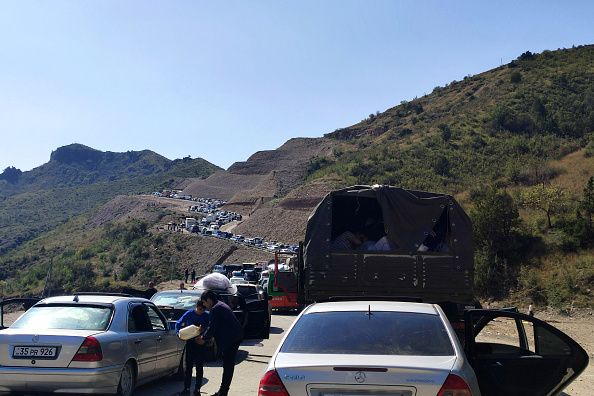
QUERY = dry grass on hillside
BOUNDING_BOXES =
[548,149,594,194]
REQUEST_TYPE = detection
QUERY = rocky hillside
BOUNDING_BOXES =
[86,137,340,246]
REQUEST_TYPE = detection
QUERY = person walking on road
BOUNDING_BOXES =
[176,300,210,396]
[197,290,244,396]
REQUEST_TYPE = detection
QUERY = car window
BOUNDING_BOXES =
[466,310,588,396]
[281,311,454,356]
[474,316,574,357]
[237,285,260,300]
[221,295,246,311]
[11,304,112,331]
[537,325,573,356]
[128,304,152,332]
[145,304,167,331]
[151,292,201,310]
[0,298,39,329]
[474,317,536,355]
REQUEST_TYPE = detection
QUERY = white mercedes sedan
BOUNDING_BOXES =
[259,300,588,396]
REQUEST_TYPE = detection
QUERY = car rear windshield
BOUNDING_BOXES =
[281,311,454,356]
[11,304,113,331]
[236,285,260,300]
[152,292,202,310]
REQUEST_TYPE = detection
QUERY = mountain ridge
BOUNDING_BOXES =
[0,143,222,195]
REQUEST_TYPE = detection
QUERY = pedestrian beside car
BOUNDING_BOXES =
[179,282,186,290]
[197,290,244,396]
[144,281,158,299]
[529,303,534,317]
[185,268,189,283]
[191,268,196,283]
[176,300,210,396]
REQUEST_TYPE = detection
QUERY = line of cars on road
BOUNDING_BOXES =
[0,279,272,396]
[1,292,588,396]
[189,227,299,254]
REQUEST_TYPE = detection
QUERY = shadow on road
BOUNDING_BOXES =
[269,326,284,335]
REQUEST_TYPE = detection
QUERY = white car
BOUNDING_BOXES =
[230,276,246,285]
[259,300,588,396]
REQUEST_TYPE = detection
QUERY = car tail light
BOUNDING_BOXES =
[258,369,289,396]
[72,336,103,361]
[450,321,465,331]
[437,373,472,396]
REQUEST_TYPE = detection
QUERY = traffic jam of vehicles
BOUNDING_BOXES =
[0,185,590,396]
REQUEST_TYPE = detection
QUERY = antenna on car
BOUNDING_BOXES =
[366,304,373,320]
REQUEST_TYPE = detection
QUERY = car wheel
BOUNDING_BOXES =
[117,361,135,396]
[174,346,186,380]
[258,316,271,339]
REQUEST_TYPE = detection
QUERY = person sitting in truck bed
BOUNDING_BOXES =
[359,236,400,251]
[417,228,451,252]
[357,219,400,251]
[330,231,367,250]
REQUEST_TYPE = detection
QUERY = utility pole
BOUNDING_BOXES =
[170,255,176,284]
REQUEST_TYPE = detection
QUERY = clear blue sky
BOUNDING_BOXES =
[1,1,593,172]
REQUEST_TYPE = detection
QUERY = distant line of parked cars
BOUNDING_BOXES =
[186,226,299,254]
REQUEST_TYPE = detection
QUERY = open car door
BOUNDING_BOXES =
[465,309,588,396]
[0,298,41,330]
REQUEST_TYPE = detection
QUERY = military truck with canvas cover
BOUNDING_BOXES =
[297,184,476,323]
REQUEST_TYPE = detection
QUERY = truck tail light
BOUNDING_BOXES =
[437,373,472,396]
[258,369,289,396]
[450,321,465,330]
[72,336,103,361]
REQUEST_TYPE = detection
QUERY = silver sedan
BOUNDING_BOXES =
[0,294,185,396]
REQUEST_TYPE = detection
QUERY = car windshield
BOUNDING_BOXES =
[152,291,202,310]
[11,304,113,331]
[281,311,454,356]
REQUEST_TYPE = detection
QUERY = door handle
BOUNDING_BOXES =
[156,336,163,342]
[134,339,142,344]
[491,361,503,368]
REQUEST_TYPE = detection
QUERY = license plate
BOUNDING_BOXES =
[323,394,406,396]
[13,346,58,358]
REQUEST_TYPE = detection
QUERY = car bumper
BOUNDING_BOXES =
[0,364,121,394]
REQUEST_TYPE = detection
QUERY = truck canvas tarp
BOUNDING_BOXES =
[299,184,474,307]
